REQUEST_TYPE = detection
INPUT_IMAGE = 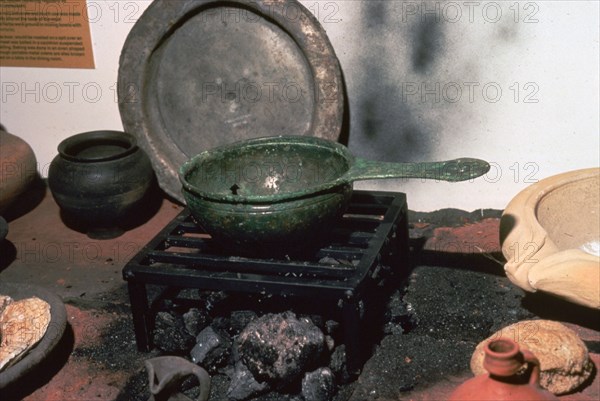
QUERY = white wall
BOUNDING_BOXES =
[1,1,598,211]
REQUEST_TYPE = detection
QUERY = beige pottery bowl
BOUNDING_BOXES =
[500,168,600,309]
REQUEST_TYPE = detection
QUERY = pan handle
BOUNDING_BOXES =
[348,158,491,183]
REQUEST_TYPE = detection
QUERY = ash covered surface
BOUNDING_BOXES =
[70,311,150,371]
[342,208,539,399]
[350,264,534,400]
[404,266,531,341]
[66,294,157,373]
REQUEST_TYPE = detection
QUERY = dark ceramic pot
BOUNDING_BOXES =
[0,216,7,241]
[48,131,155,238]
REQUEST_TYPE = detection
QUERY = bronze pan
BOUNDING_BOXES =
[179,136,490,254]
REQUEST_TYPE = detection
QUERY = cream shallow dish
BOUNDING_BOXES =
[500,168,600,309]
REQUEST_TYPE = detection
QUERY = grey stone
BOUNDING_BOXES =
[227,361,270,401]
[153,311,196,353]
[183,307,211,337]
[325,335,335,352]
[329,345,352,385]
[190,326,231,372]
[301,368,336,401]
[324,320,340,336]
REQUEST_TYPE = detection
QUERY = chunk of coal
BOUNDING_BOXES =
[180,375,202,400]
[153,311,196,353]
[201,291,229,312]
[227,361,270,401]
[210,316,231,334]
[324,335,335,352]
[183,308,211,337]
[190,326,232,372]
[383,289,415,335]
[385,290,409,323]
[324,320,340,337]
[329,345,352,385]
[301,367,336,401]
[177,288,203,300]
[303,315,324,331]
[318,256,340,265]
[237,311,325,385]
[228,310,258,335]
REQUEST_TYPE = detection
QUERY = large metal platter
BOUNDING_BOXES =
[0,282,67,389]
[118,0,345,202]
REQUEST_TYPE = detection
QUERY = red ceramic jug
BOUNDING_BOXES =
[449,338,559,400]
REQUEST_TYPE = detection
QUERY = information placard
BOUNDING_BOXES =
[0,0,95,68]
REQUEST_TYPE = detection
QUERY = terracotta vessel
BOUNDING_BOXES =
[0,130,37,212]
[470,320,594,395]
[145,356,210,401]
[449,339,559,400]
[500,168,600,309]
[48,130,154,238]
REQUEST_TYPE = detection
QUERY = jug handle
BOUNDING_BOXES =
[522,350,541,386]
[145,356,211,401]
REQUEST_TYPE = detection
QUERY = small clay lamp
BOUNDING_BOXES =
[449,339,559,400]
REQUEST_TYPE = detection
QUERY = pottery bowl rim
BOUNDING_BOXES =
[58,130,138,163]
[500,167,600,308]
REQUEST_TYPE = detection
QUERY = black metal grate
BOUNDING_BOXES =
[123,190,408,372]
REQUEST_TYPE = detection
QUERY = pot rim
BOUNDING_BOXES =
[484,338,519,360]
[58,130,138,163]
[179,135,355,204]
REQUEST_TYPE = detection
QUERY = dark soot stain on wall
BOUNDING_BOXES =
[351,2,450,162]
[411,17,444,72]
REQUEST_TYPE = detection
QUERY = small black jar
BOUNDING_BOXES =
[48,130,155,238]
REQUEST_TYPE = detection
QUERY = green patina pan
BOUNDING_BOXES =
[179,136,490,253]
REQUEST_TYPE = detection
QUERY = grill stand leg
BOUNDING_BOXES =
[342,292,362,376]
[127,281,152,352]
